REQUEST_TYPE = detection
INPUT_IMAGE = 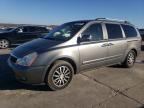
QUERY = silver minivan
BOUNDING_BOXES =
[8,18,141,90]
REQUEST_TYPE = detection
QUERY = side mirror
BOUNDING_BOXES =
[77,37,81,43]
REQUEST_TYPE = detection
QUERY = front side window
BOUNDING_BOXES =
[122,25,137,38]
[44,22,86,41]
[81,23,103,42]
[106,24,123,39]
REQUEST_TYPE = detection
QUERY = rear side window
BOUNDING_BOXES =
[122,25,137,38]
[28,27,36,32]
[106,24,123,39]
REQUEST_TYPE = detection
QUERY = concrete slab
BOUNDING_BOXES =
[0,49,11,55]
[82,63,144,91]
[0,75,114,108]
[124,83,144,104]
[95,94,141,108]
[0,48,144,108]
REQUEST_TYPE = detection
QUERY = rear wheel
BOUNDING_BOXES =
[45,60,74,91]
[122,50,136,68]
[0,39,10,49]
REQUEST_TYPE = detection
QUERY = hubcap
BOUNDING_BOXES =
[52,66,71,87]
[127,53,135,65]
[0,39,9,49]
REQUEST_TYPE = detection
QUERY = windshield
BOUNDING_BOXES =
[44,22,86,41]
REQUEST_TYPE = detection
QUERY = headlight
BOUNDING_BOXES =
[16,52,38,66]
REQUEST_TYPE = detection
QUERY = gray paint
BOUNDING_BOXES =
[8,20,141,84]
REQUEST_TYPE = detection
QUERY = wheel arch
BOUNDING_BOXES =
[43,57,78,83]
[130,48,137,57]
[0,37,11,42]
[122,48,138,63]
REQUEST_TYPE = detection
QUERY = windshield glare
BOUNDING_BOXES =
[44,22,86,41]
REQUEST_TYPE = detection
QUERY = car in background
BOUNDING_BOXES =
[0,26,49,49]
[139,29,144,41]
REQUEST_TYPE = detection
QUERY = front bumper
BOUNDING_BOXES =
[8,58,47,84]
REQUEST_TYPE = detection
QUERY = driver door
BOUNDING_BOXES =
[78,23,108,71]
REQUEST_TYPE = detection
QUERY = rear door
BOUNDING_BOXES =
[105,23,127,65]
[78,23,109,71]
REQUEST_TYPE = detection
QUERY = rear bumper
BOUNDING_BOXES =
[8,58,47,84]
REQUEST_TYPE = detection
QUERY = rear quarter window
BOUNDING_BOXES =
[121,25,138,38]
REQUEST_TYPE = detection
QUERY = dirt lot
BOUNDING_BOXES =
[0,44,144,108]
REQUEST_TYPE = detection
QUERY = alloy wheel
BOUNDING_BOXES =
[52,66,71,87]
[127,52,135,65]
[0,39,9,49]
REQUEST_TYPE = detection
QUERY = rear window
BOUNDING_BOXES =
[106,24,123,39]
[122,25,137,38]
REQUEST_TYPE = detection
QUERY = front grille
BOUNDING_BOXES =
[10,55,17,63]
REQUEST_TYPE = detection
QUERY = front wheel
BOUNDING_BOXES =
[45,60,74,91]
[0,39,10,49]
[122,50,136,68]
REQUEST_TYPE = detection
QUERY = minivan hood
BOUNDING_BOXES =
[12,38,63,58]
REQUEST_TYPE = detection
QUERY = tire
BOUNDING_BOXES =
[0,39,10,49]
[45,60,74,91]
[122,50,136,68]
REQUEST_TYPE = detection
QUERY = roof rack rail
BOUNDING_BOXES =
[95,18,131,24]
